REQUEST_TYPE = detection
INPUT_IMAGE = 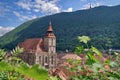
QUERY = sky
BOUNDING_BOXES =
[0,0,120,36]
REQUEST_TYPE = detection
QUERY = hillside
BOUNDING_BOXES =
[1,5,120,51]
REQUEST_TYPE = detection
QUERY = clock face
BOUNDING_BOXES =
[50,46,54,51]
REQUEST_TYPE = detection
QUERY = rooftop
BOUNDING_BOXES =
[18,38,46,53]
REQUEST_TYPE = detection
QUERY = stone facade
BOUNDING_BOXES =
[19,22,57,69]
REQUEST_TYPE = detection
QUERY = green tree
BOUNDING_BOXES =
[0,47,49,80]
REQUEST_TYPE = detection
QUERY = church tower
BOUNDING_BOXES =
[44,22,56,53]
[44,22,56,68]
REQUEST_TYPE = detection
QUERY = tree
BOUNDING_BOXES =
[0,47,49,80]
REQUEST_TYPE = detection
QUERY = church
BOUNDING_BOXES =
[18,22,57,69]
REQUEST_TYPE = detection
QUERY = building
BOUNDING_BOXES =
[19,22,57,69]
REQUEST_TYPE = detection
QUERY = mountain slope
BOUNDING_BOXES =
[1,5,120,51]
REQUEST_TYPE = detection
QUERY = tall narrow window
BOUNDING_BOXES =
[51,56,54,64]
[42,56,44,66]
[45,56,47,63]
[51,39,53,46]
[39,56,41,64]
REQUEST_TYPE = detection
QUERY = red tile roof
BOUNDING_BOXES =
[18,38,46,52]
[47,25,53,32]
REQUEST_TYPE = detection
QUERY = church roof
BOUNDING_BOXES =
[18,38,46,52]
[45,22,56,38]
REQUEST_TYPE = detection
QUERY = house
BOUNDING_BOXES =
[18,22,57,69]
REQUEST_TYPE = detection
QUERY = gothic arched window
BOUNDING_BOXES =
[51,56,54,64]
[45,56,47,63]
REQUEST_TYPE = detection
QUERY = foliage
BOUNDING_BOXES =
[1,5,120,51]
[75,46,84,55]
[0,49,6,61]
[49,76,59,80]
[67,36,120,80]
[11,46,24,56]
[78,36,90,44]
[0,47,49,80]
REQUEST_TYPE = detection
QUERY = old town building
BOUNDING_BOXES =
[19,22,57,69]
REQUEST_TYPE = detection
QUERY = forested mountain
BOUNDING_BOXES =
[1,5,120,51]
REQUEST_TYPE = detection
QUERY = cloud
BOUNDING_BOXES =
[0,26,15,36]
[15,0,76,21]
[13,11,37,21]
[16,0,31,10]
[34,0,61,14]
[35,0,60,14]
[64,7,73,12]
[81,2,102,10]
[16,0,61,14]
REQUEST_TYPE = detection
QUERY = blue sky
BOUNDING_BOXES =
[0,0,120,36]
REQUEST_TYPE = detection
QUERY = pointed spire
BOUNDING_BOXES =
[89,0,92,9]
[47,21,53,32]
[90,3,92,9]
[49,21,52,26]
[45,21,55,38]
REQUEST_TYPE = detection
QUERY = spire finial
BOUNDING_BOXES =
[90,3,92,9]
[49,20,52,26]
[89,0,92,9]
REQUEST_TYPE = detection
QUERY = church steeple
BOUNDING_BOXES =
[44,21,56,53]
[44,21,56,68]
[45,21,55,38]
[47,21,53,32]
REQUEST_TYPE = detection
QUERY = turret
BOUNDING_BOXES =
[44,22,56,53]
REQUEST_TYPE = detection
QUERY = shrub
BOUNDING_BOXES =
[0,47,48,80]
[66,36,120,80]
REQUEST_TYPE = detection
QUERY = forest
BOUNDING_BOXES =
[0,5,120,51]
